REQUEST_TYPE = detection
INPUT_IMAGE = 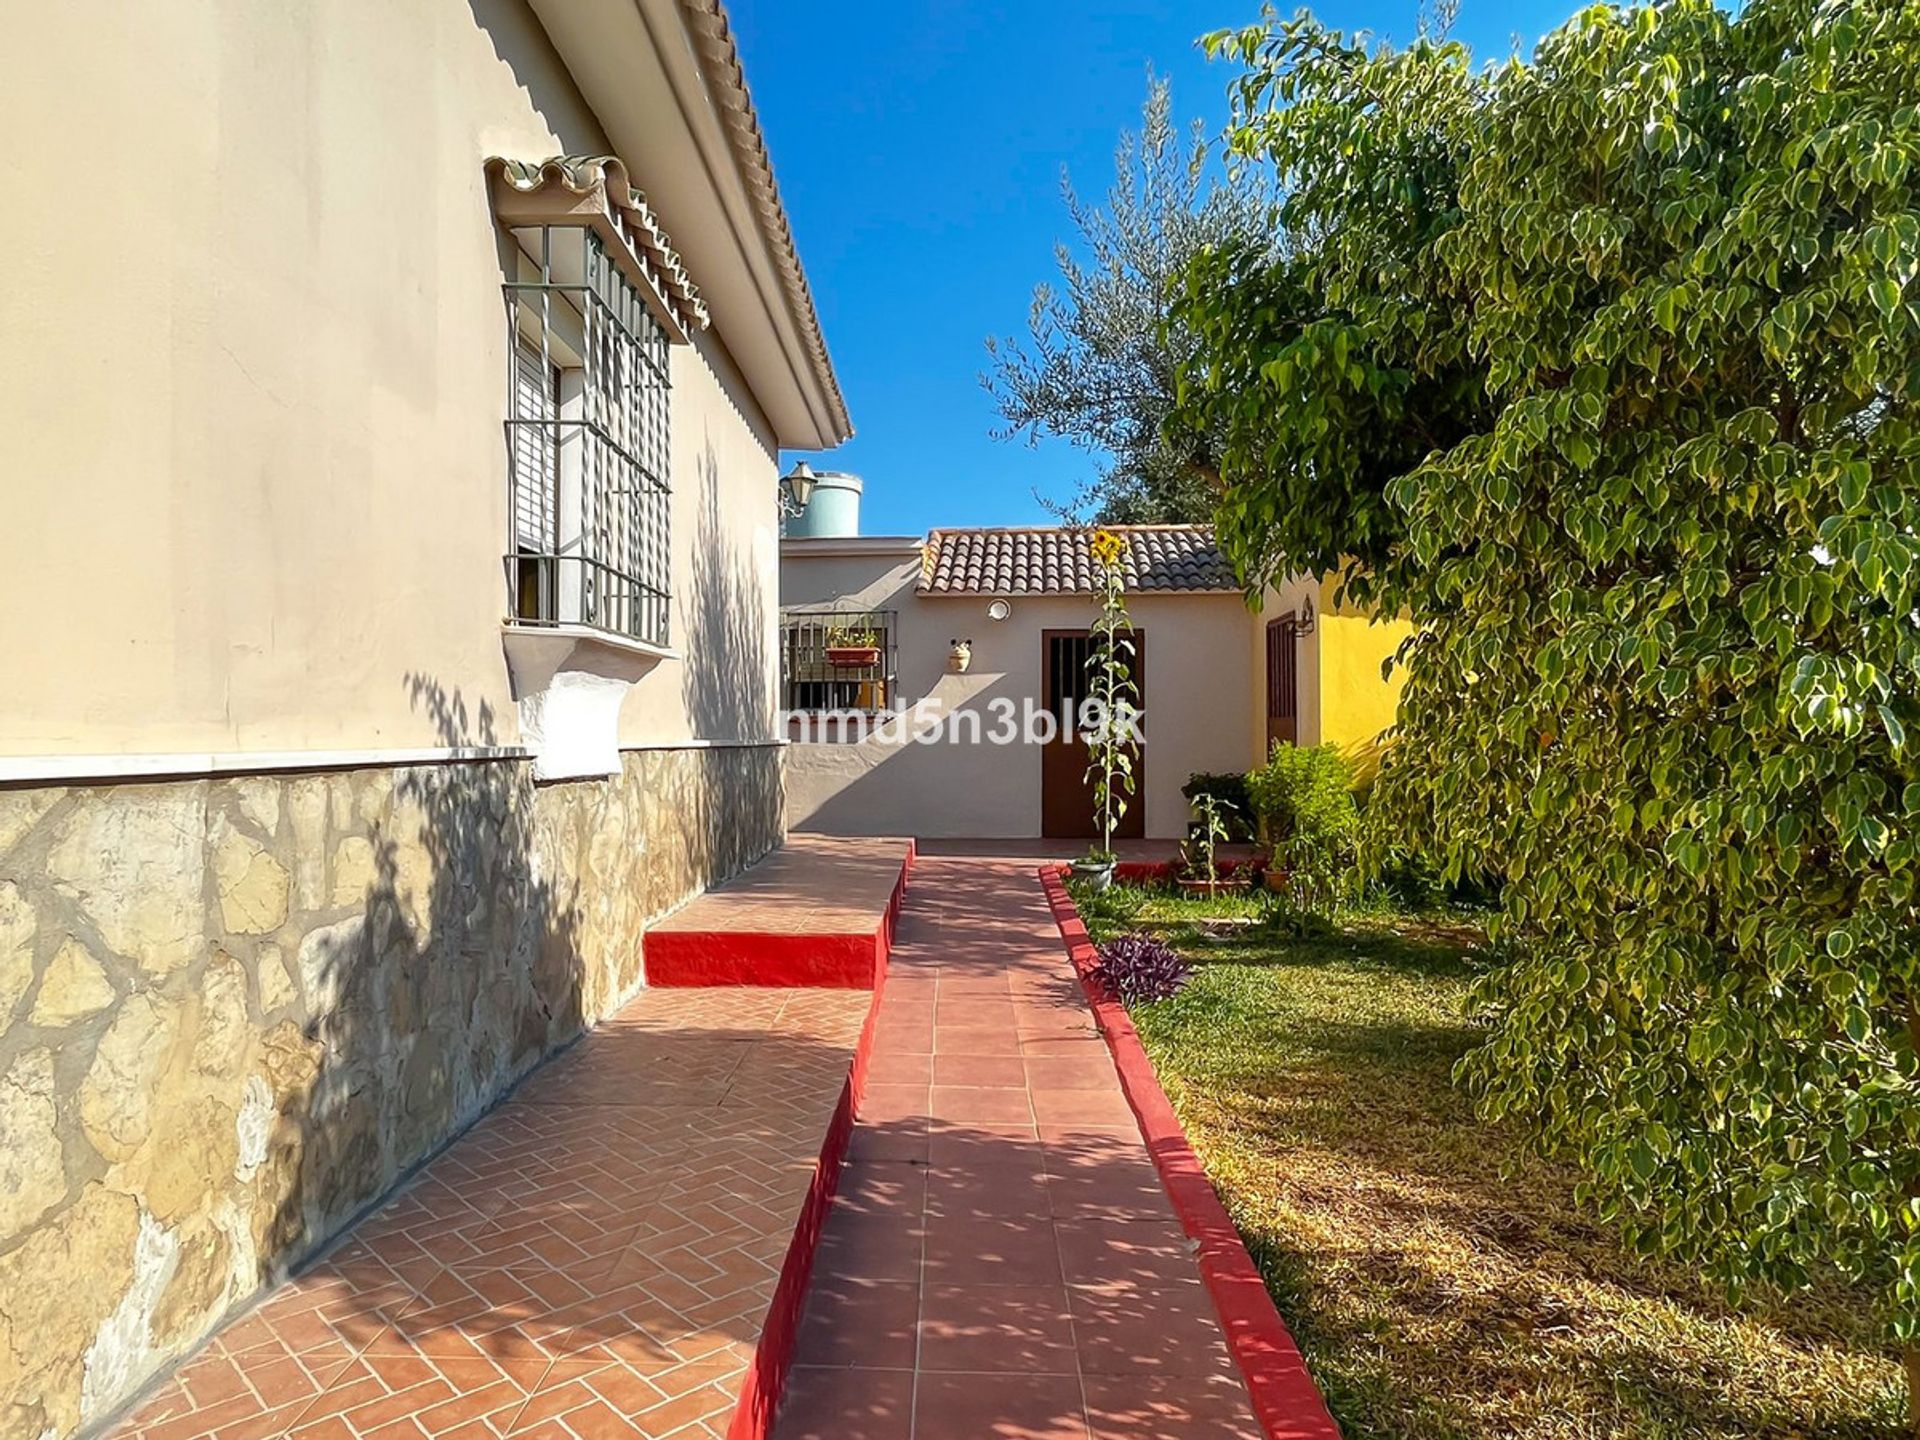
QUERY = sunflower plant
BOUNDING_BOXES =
[1083,528,1140,865]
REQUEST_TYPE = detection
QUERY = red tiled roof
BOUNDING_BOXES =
[918,525,1239,595]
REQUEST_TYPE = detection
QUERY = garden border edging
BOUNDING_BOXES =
[1040,865,1344,1440]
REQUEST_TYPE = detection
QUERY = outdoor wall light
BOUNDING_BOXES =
[778,460,818,517]
[1298,594,1317,634]
[986,599,1012,622]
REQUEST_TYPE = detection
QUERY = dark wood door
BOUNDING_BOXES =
[1040,629,1146,840]
[1265,615,1299,753]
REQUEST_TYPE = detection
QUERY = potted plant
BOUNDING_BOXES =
[824,626,881,668]
[1072,529,1139,892]
[948,638,973,673]
[1177,792,1249,896]
[1245,742,1359,912]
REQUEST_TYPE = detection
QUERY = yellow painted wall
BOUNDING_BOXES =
[1314,586,1410,779]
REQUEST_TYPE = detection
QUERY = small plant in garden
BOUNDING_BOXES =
[1181,771,1255,840]
[1183,791,1238,885]
[1081,528,1140,869]
[825,625,877,648]
[1247,741,1358,919]
[1090,933,1190,1004]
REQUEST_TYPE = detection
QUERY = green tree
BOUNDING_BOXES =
[1173,0,1920,1410]
[985,76,1274,524]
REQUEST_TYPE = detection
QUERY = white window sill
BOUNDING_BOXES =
[500,621,678,781]
[501,620,680,667]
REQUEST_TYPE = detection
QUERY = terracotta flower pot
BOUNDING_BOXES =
[825,645,881,668]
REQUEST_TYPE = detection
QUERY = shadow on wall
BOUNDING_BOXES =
[263,678,584,1271]
[785,670,1036,838]
[681,436,779,863]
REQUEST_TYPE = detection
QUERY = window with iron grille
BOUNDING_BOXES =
[503,225,671,648]
[780,611,898,712]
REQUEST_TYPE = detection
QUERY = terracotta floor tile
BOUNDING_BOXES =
[790,1280,920,1370]
[856,1084,931,1124]
[926,1122,1040,1168]
[1055,1221,1204,1290]
[1023,1054,1120,1092]
[918,1283,1078,1374]
[813,1207,926,1285]
[1030,1089,1137,1127]
[869,1020,935,1055]
[911,1372,1089,1440]
[925,1165,1051,1224]
[933,1025,1024,1056]
[1070,1283,1238,1377]
[772,1367,914,1440]
[937,976,1013,996]
[1043,1165,1177,1225]
[1090,1374,1267,1440]
[922,1214,1063,1285]
[863,1051,933,1086]
[930,1053,1028,1088]
[928,1086,1036,1126]
[1018,1036,1111,1058]
[845,1121,929,1165]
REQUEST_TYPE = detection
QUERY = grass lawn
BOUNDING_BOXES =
[1069,882,1904,1440]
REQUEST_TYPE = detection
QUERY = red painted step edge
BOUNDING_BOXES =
[724,857,906,1438]
[1040,865,1345,1440]
[650,843,916,988]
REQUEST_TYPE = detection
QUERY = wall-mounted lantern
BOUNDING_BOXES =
[778,460,818,518]
[986,599,1012,622]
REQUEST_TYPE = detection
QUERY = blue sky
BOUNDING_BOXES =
[730,1,1580,536]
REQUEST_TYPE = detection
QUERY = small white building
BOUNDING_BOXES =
[779,523,1409,841]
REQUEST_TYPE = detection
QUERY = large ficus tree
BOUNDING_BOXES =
[1176,0,1920,1397]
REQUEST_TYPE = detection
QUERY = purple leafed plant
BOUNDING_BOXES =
[1089,934,1190,1005]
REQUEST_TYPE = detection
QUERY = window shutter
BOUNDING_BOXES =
[511,337,557,551]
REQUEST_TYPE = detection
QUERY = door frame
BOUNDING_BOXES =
[1265,613,1300,753]
[1039,626,1146,841]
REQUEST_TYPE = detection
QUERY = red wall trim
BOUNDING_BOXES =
[651,843,917,988]
[1040,866,1344,1440]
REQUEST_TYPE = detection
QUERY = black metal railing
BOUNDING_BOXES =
[509,551,671,649]
[780,609,897,712]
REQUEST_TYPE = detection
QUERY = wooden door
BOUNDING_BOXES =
[1040,629,1146,840]
[1266,615,1299,753]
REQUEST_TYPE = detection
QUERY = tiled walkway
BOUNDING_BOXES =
[111,987,870,1440]
[772,860,1264,1440]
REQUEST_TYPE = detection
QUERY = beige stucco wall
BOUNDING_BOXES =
[0,0,781,761]
[780,547,1258,839]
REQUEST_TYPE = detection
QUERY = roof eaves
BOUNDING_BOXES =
[677,0,853,444]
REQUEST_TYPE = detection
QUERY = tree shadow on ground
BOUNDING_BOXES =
[1127,922,1906,1439]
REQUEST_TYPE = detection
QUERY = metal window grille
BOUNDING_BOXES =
[504,225,671,647]
[780,610,898,712]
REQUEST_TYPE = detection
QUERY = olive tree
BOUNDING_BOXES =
[986,76,1274,523]
[1174,0,1920,1405]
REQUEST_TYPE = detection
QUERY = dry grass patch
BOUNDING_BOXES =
[1073,885,1902,1439]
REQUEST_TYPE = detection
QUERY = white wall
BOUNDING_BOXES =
[780,545,1258,839]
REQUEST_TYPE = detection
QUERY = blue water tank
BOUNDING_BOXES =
[783,471,863,538]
